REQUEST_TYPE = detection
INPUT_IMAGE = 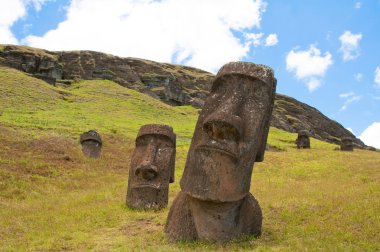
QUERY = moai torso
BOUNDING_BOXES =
[80,130,102,158]
[165,61,276,243]
[341,137,354,151]
[296,130,310,149]
[126,124,176,210]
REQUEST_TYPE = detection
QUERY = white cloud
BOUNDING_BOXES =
[245,32,264,47]
[0,0,26,44]
[355,2,362,9]
[354,73,363,81]
[360,122,380,149]
[339,30,362,61]
[0,0,50,44]
[338,92,362,111]
[264,33,278,47]
[286,44,333,91]
[375,67,380,87]
[21,0,267,73]
[339,91,355,98]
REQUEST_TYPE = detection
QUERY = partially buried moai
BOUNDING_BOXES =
[80,130,102,158]
[165,62,276,243]
[296,130,310,149]
[126,124,176,210]
[340,136,353,151]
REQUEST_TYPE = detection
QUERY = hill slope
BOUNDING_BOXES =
[0,66,380,251]
[0,44,368,148]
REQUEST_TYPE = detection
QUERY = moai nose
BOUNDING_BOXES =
[135,140,158,180]
[203,96,242,142]
[135,163,158,181]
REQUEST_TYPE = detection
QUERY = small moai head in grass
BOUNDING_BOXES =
[296,130,310,149]
[80,130,102,158]
[180,62,276,202]
[341,136,353,151]
[126,124,176,210]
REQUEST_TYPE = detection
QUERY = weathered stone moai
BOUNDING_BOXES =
[126,124,176,210]
[341,136,353,151]
[165,62,276,243]
[296,130,310,149]
[80,130,102,158]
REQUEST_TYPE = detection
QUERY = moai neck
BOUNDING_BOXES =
[188,196,245,242]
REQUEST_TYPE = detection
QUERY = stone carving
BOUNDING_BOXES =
[296,130,310,149]
[341,137,353,151]
[80,130,102,158]
[165,62,276,243]
[126,124,176,210]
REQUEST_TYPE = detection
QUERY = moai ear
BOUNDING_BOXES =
[169,135,176,183]
[255,79,276,162]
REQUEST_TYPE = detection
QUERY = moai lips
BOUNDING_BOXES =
[341,136,354,151]
[80,130,102,158]
[296,130,311,149]
[126,124,176,210]
[165,61,277,243]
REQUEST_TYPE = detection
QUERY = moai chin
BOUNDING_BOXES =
[296,130,311,149]
[165,62,276,243]
[126,124,176,210]
[80,130,102,158]
[341,137,353,151]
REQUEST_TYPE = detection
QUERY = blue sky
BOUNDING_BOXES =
[1,0,379,148]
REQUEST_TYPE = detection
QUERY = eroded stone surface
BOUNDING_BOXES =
[126,124,176,210]
[165,61,276,243]
[80,130,102,158]
[296,130,310,149]
[341,137,354,151]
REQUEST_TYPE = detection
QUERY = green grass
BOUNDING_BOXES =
[0,66,379,251]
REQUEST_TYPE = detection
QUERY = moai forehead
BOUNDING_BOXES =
[298,130,310,137]
[180,61,276,202]
[80,130,102,145]
[136,124,176,145]
[342,136,353,142]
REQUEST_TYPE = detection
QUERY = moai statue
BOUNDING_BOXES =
[126,124,176,210]
[340,136,353,151]
[296,130,310,149]
[80,130,102,158]
[165,62,276,243]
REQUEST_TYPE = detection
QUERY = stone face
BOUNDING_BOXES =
[126,124,176,210]
[341,137,354,151]
[80,130,102,158]
[165,62,276,243]
[296,130,310,149]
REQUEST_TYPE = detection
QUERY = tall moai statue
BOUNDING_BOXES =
[165,62,276,243]
[126,124,176,210]
[340,136,353,151]
[80,130,102,158]
[296,130,311,149]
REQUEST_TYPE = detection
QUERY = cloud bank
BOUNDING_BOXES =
[20,0,267,73]
[360,122,380,149]
[286,45,333,91]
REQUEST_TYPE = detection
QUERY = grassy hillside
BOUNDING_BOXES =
[0,66,379,251]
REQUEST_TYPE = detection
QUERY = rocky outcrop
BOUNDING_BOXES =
[0,45,213,106]
[271,94,365,148]
[0,44,371,149]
